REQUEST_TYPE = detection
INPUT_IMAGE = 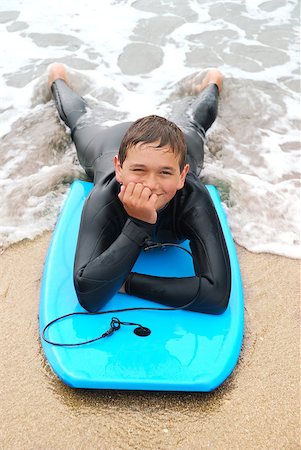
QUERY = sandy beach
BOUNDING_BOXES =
[0,0,299,447]
[0,234,300,450]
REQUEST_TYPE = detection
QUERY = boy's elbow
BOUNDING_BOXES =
[211,297,229,315]
[73,271,99,312]
[73,270,116,312]
[77,293,99,313]
[198,296,229,315]
[207,272,231,315]
[192,279,230,315]
[207,280,231,314]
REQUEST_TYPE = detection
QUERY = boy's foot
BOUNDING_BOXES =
[192,69,223,95]
[47,62,69,87]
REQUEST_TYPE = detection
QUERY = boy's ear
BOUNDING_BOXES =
[114,155,123,183]
[178,163,189,189]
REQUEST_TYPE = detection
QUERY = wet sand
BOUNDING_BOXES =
[0,234,300,450]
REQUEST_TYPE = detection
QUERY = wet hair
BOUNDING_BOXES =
[118,115,187,171]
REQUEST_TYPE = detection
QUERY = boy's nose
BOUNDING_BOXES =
[144,174,159,191]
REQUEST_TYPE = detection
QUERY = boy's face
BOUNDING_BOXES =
[114,142,189,211]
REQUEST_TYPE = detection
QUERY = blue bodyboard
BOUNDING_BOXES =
[40,180,244,391]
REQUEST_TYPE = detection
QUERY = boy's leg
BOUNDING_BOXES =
[51,79,87,131]
[49,63,131,184]
[183,69,222,175]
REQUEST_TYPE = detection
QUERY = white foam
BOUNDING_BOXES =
[0,0,300,258]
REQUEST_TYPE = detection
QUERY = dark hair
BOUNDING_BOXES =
[118,115,187,171]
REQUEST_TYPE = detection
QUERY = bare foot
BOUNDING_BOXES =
[192,69,223,95]
[47,62,69,87]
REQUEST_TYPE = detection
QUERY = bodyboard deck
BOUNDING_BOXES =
[40,180,244,391]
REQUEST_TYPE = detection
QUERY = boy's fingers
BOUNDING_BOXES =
[118,184,125,200]
[121,182,135,202]
[124,182,135,196]
[120,183,157,219]
[132,183,144,198]
[140,186,152,200]
[149,193,158,205]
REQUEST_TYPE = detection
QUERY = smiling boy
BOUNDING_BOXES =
[115,119,189,223]
[48,64,231,314]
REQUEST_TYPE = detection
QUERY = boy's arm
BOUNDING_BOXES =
[124,201,231,315]
[73,185,154,312]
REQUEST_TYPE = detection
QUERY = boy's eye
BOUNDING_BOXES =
[161,171,172,175]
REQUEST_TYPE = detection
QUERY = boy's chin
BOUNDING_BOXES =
[156,199,169,212]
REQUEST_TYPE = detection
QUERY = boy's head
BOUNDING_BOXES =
[114,115,190,211]
[118,115,187,171]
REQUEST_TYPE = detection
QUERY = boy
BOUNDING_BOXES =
[48,64,231,314]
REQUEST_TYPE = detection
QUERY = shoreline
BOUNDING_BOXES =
[0,234,300,449]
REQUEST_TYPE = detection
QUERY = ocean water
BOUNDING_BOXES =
[0,0,300,258]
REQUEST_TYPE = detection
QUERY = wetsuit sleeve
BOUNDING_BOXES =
[73,185,155,312]
[125,195,231,315]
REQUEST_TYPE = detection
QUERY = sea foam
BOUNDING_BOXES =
[0,0,300,258]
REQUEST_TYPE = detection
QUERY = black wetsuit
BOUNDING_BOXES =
[51,80,231,314]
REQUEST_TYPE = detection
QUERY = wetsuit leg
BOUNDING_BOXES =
[51,79,132,184]
[183,83,219,175]
[51,79,88,130]
[78,122,132,185]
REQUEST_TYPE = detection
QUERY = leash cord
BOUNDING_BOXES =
[42,242,200,346]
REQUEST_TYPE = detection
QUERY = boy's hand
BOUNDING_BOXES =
[118,182,158,224]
